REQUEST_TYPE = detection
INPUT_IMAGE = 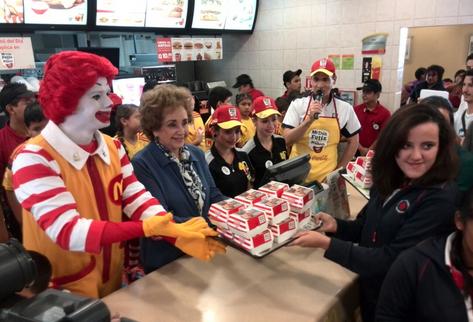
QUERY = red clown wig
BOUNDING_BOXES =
[39,51,118,124]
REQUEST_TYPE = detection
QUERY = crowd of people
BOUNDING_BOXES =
[1,49,473,322]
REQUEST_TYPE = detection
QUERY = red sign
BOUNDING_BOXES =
[156,37,173,63]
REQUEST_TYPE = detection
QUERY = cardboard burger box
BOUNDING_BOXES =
[269,217,297,244]
[354,170,372,189]
[346,161,363,179]
[290,208,312,229]
[233,229,274,256]
[208,199,246,229]
[216,227,234,240]
[253,196,290,225]
[234,189,267,206]
[227,207,268,238]
[281,184,314,212]
[258,181,290,198]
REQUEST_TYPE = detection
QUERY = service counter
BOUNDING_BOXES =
[103,186,367,322]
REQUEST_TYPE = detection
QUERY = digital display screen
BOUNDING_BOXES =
[112,77,145,106]
[24,0,87,25]
[191,0,226,30]
[224,0,256,31]
[145,0,188,28]
[0,0,24,23]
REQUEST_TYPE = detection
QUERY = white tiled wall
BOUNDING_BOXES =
[196,0,473,110]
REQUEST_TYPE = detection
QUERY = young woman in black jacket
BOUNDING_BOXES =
[376,188,473,322]
[289,104,459,322]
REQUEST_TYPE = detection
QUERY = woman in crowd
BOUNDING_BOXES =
[289,104,459,322]
[242,96,288,188]
[203,86,233,149]
[132,84,226,273]
[235,93,255,147]
[185,95,207,151]
[206,104,254,198]
[376,188,473,322]
[422,96,473,194]
[114,104,149,160]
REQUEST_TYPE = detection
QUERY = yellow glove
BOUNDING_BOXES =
[142,214,210,239]
[175,236,227,261]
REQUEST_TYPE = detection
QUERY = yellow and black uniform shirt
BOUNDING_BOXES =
[242,135,287,188]
[205,145,255,198]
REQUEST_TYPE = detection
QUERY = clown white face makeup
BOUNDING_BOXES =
[59,77,113,145]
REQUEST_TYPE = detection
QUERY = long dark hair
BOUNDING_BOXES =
[115,104,139,158]
[452,188,473,299]
[372,103,458,198]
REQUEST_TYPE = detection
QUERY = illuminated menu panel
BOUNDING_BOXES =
[24,0,87,25]
[96,0,146,27]
[0,0,24,23]
[191,0,225,30]
[224,0,256,31]
[145,0,188,28]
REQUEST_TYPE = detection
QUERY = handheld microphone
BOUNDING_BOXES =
[312,90,323,120]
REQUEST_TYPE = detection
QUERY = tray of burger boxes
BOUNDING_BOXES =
[209,181,324,258]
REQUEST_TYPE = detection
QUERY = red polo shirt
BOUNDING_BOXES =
[0,124,29,181]
[248,88,264,100]
[354,102,391,148]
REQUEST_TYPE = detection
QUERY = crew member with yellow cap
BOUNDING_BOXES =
[205,105,254,197]
[282,58,360,183]
[242,96,287,188]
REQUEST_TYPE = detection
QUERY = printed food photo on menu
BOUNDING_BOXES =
[23,0,87,24]
[145,0,188,28]
[1,0,24,23]
[192,0,225,29]
[96,0,146,27]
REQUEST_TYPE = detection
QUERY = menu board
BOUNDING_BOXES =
[224,0,256,31]
[145,0,188,28]
[156,37,222,63]
[96,0,146,27]
[24,0,87,25]
[1,0,24,23]
[191,0,225,30]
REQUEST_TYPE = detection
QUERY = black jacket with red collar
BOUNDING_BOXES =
[376,235,469,322]
[324,183,457,322]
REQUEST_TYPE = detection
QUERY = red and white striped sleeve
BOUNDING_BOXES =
[12,143,107,253]
[114,139,167,220]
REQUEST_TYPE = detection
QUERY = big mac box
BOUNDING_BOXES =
[269,218,297,244]
[208,199,246,229]
[233,229,274,256]
[216,227,234,240]
[258,181,289,198]
[281,184,314,212]
[235,189,267,206]
[253,196,290,225]
[290,208,312,228]
[228,207,268,238]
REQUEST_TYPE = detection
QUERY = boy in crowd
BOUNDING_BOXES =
[3,102,48,228]
[232,74,264,100]
[282,69,302,100]
[410,64,446,103]
[354,79,391,156]
[0,83,35,239]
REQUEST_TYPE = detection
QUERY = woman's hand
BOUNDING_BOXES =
[313,212,338,233]
[288,231,331,249]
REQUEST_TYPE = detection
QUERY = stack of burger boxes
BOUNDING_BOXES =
[258,181,289,198]
[280,185,315,229]
[230,208,273,256]
[346,150,374,189]
[209,181,319,256]
[253,196,295,244]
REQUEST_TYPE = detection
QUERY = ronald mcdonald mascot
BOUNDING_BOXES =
[12,51,225,298]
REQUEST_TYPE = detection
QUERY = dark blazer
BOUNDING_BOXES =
[132,143,226,272]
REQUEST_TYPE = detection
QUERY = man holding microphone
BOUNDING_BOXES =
[282,58,360,183]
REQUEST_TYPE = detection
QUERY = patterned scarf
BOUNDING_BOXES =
[156,143,206,215]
